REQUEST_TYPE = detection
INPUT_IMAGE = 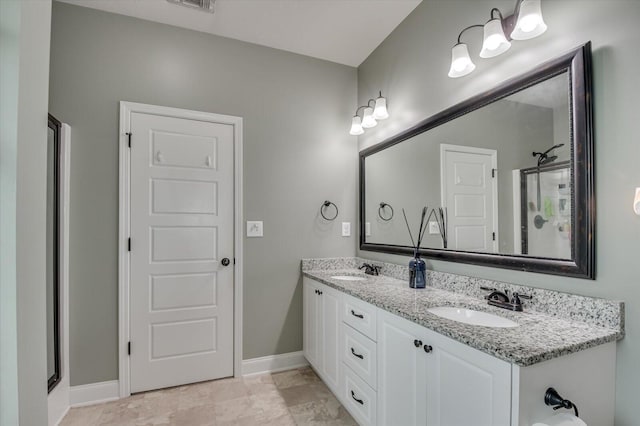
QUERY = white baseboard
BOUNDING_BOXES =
[242,351,309,376]
[67,353,306,408]
[70,380,120,407]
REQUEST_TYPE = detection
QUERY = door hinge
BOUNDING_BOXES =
[127,341,131,355]
[492,232,496,241]
[233,258,236,265]
[128,238,131,252]
[126,132,132,148]
[492,168,497,178]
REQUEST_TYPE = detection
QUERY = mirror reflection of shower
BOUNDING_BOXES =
[532,144,564,214]
[517,161,572,259]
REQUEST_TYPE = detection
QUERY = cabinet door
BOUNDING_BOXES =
[425,328,512,426]
[377,310,428,426]
[320,284,341,392]
[303,279,320,368]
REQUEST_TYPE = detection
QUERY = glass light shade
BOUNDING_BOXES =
[362,107,377,128]
[373,96,389,120]
[634,187,640,215]
[448,43,475,78]
[349,116,364,135]
[511,0,547,40]
[480,19,511,58]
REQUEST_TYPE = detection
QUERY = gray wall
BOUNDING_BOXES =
[0,0,51,424]
[357,1,640,424]
[49,2,357,386]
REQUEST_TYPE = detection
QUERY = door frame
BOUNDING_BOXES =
[118,101,243,398]
[440,144,499,252]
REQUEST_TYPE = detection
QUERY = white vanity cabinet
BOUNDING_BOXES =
[377,309,511,426]
[302,276,616,426]
[302,278,341,393]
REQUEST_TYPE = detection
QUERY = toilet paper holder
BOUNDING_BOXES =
[544,387,579,417]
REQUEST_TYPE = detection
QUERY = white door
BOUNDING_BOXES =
[129,112,235,393]
[425,327,512,426]
[441,144,498,252]
[320,284,341,393]
[303,279,320,368]
[377,310,428,426]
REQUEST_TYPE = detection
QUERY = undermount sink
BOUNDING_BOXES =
[427,307,519,328]
[331,275,367,281]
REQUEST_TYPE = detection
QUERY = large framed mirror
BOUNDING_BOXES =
[360,43,594,278]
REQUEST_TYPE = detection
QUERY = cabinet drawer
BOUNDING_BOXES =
[343,294,377,341]
[342,324,377,390]
[343,365,377,426]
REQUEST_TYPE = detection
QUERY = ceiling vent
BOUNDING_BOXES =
[167,0,216,13]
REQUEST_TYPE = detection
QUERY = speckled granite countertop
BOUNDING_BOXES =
[302,266,623,367]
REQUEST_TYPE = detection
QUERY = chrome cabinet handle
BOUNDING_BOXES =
[350,310,364,319]
[350,347,364,360]
[351,390,364,405]
[414,339,423,348]
[206,155,212,167]
[424,344,433,353]
[156,151,164,163]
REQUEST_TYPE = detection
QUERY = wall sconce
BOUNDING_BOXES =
[448,0,547,78]
[634,188,640,215]
[350,91,389,136]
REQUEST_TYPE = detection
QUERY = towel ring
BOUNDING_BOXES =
[320,201,339,221]
[378,202,394,221]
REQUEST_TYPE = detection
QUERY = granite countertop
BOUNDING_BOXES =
[303,268,622,367]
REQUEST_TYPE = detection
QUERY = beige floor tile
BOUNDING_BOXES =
[272,368,316,389]
[279,382,334,407]
[213,396,257,423]
[250,390,290,421]
[59,369,355,426]
[59,404,105,426]
[288,399,336,425]
[168,404,216,426]
[244,373,279,395]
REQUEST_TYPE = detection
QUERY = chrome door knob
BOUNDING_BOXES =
[221,258,230,266]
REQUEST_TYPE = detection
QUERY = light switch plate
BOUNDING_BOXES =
[246,221,263,237]
[365,222,371,237]
[428,221,439,235]
[342,222,351,237]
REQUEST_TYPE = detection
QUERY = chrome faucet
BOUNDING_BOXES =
[359,263,381,276]
[480,286,532,312]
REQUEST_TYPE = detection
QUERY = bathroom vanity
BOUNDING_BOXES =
[301,258,623,426]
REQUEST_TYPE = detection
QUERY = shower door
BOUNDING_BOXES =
[520,161,571,259]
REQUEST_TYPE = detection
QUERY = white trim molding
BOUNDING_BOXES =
[118,101,244,398]
[242,351,309,377]
[69,381,120,408]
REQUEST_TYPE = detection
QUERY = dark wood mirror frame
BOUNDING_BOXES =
[359,43,594,279]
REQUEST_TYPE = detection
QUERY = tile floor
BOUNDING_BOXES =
[60,367,357,425]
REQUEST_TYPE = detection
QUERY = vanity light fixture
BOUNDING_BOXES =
[448,0,547,78]
[511,0,547,40]
[634,187,640,215]
[349,91,389,135]
[480,9,511,58]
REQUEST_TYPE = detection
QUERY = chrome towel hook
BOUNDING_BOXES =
[378,202,394,221]
[320,201,339,221]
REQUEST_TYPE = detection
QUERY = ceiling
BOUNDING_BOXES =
[57,0,422,67]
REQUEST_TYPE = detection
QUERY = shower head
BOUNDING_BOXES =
[538,155,558,165]
[533,144,564,167]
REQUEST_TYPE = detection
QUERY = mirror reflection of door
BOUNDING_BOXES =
[441,144,498,253]
[47,114,62,392]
